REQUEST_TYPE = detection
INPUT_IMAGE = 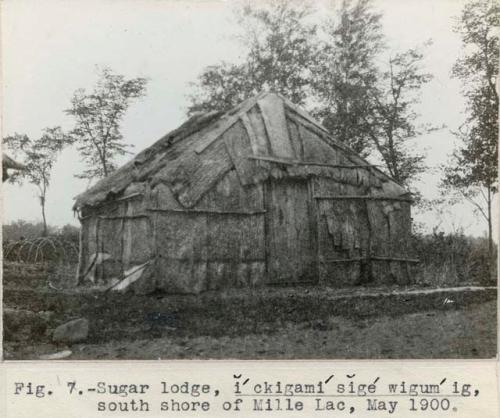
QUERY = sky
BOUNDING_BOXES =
[1,0,495,237]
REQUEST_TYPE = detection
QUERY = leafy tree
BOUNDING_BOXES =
[187,62,256,115]
[187,0,433,194]
[3,128,68,236]
[441,0,499,260]
[187,0,317,115]
[312,0,384,156]
[364,46,434,188]
[66,67,147,179]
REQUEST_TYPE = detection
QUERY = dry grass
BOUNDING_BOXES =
[4,300,496,360]
[3,261,496,360]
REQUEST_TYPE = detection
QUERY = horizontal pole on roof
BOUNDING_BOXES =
[285,110,408,189]
[115,192,144,202]
[267,279,318,286]
[321,257,367,262]
[158,257,266,263]
[147,208,266,216]
[247,155,378,169]
[314,195,413,202]
[371,256,420,263]
[297,161,379,169]
[247,155,297,164]
[322,256,420,263]
[79,192,144,212]
[97,214,149,220]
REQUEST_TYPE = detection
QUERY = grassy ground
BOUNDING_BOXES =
[2,262,497,360]
[67,300,497,359]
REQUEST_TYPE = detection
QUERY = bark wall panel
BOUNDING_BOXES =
[81,217,100,282]
[313,177,372,286]
[154,212,207,293]
[258,95,295,159]
[287,119,304,160]
[97,218,124,282]
[155,138,234,208]
[371,261,396,285]
[239,215,265,260]
[366,201,411,284]
[236,261,265,287]
[299,125,338,164]
[312,177,341,195]
[366,201,391,257]
[206,214,265,288]
[206,261,236,290]
[181,139,234,207]
[195,170,264,212]
[247,106,272,155]
[387,201,412,256]
[87,217,98,259]
[156,259,207,294]
[77,218,91,279]
[266,180,316,284]
[153,210,265,292]
[206,261,265,290]
[150,183,184,210]
[317,199,368,286]
[155,212,207,260]
[206,215,240,260]
[223,121,256,186]
[125,218,152,265]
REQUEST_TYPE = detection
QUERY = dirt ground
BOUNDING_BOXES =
[2,262,497,360]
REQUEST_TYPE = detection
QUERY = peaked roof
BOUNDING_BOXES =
[74,91,407,209]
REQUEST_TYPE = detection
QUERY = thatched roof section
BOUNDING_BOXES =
[73,91,408,209]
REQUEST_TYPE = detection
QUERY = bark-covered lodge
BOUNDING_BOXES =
[73,92,416,293]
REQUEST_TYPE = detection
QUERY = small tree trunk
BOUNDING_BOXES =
[40,195,48,237]
[487,187,493,281]
[100,150,108,177]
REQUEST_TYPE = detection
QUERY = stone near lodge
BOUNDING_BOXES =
[52,318,89,343]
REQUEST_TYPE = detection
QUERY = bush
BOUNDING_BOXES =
[412,230,496,287]
[3,221,80,266]
[3,220,55,242]
[57,224,80,245]
[3,221,79,243]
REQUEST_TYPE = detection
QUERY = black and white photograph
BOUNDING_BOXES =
[2,0,498,360]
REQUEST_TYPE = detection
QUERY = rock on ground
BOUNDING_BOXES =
[52,318,89,344]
